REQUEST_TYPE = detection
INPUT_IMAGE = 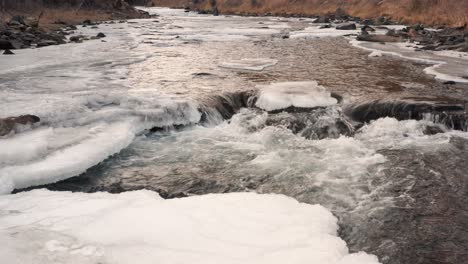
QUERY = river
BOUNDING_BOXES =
[1,7,468,264]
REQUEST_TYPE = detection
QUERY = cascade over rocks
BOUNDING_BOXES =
[345,100,468,131]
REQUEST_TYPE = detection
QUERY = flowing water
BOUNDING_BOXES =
[1,7,468,264]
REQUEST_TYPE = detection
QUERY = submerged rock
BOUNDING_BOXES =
[0,115,40,136]
[266,108,354,140]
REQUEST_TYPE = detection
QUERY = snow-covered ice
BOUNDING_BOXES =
[0,20,202,194]
[255,81,338,111]
[350,39,468,83]
[0,190,381,264]
[290,26,359,39]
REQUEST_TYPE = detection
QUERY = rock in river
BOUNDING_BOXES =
[0,115,40,136]
[0,39,16,50]
[336,23,357,30]
[3,49,14,55]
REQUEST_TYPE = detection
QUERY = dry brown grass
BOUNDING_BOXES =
[150,0,190,8]
[1,8,115,30]
[0,0,150,30]
[149,0,468,26]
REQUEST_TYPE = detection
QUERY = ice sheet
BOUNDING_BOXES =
[0,190,381,264]
[350,39,468,83]
[255,81,338,111]
[290,26,359,39]
[0,20,202,193]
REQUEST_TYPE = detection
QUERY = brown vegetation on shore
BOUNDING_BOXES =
[0,0,149,30]
[150,0,468,27]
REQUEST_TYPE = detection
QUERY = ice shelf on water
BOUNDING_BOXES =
[350,39,468,83]
[219,58,278,71]
[255,81,338,111]
[290,26,359,39]
[0,16,202,194]
[0,190,381,264]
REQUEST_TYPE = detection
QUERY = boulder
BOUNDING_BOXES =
[96,32,106,38]
[69,36,81,42]
[3,49,14,55]
[10,15,25,25]
[66,25,78,31]
[361,25,376,32]
[356,34,403,43]
[376,16,392,25]
[319,24,332,29]
[8,20,23,27]
[212,7,219,16]
[336,23,356,30]
[362,19,374,25]
[36,40,58,47]
[0,115,40,136]
[313,15,331,24]
[0,39,15,49]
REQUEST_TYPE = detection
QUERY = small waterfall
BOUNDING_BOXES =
[345,100,467,132]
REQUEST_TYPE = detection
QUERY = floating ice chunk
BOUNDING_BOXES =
[0,120,138,194]
[219,58,278,71]
[368,51,383,57]
[0,190,381,264]
[255,81,338,111]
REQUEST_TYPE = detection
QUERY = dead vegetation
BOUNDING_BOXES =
[150,0,468,26]
[0,0,150,30]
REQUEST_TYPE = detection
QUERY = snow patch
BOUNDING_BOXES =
[0,190,381,264]
[255,81,338,111]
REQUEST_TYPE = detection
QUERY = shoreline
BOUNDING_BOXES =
[0,5,152,53]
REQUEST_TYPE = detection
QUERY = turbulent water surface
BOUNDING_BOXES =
[1,7,468,264]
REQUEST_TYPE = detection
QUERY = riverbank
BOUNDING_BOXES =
[0,1,151,53]
[150,0,468,27]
